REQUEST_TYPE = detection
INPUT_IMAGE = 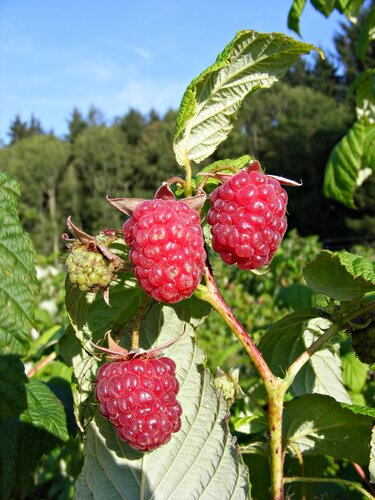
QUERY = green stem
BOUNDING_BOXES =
[27,351,57,377]
[344,300,375,323]
[195,264,287,498]
[183,156,193,197]
[268,383,288,500]
[284,322,339,389]
[195,266,275,389]
[284,476,374,499]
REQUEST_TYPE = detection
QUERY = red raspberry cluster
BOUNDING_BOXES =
[123,198,206,303]
[95,356,182,452]
[207,168,288,269]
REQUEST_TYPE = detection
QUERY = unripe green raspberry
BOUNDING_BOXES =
[351,323,375,365]
[66,245,116,292]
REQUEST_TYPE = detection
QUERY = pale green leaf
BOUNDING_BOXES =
[323,120,375,208]
[287,0,307,36]
[259,310,351,403]
[304,250,375,301]
[342,351,369,393]
[0,171,38,355]
[284,394,373,464]
[21,378,69,442]
[74,304,250,499]
[173,30,321,166]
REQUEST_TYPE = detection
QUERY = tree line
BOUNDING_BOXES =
[0,13,374,255]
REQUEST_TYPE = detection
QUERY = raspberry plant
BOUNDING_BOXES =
[1,20,375,500]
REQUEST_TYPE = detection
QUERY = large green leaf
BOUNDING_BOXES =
[259,309,351,403]
[173,30,320,166]
[303,250,375,301]
[66,273,143,344]
[287,0,307,36]
[74,304,250,499]
[0,171,38,355]
[283,394,373,464]
[323,119,375,209]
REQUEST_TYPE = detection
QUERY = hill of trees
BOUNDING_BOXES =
[0,13,374,255]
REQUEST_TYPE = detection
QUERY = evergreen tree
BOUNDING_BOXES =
[66,108,88,143]
[8,114,44,144]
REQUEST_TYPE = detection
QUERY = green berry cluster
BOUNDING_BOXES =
[66,245,115,292]
[351,323,375,365]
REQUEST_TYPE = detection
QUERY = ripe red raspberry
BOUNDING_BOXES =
[95,356,182,452]
[123,198,206,303]
[207,167,288,270]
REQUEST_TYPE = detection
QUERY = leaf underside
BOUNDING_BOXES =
[73,304,250,499]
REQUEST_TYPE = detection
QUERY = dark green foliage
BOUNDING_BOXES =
[214,82,355,238]
[8,114,44,144]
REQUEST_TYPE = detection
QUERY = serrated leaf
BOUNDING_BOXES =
[173,30,321,166]
[283,394,373,464]
[287,0,307,36]
[74,304,250,499]
[0,355,28,421]
[0,171,38,355]
[340,402,375,418]
[259,310,351,402]
[304,250,375,301]
[21,378,69,442]
[66,273,143,344]
[342,351,369,393]
[323,120,375,208]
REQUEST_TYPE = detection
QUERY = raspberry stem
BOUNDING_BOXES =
[195,263,287,499]
[195,265,276,389]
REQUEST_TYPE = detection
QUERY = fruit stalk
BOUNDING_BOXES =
[196,263,289,498]
[195,264,276,389]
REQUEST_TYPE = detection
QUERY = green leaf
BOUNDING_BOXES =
[311,0,336,16]
[0,171,38,355]
[323,120,375,209]
[0,355,28,421]
[350,69,375,122]
[65,273,143,344]
[287,0,307,36]
[259,309,351,402]
[21,378,69,442]
[342,351,369,393]
[75,304,250,499]
[340,402,375,418]
[283,394,373,464]
[357,5,375,63]
[173,30,321,166]
[304,250,375,301]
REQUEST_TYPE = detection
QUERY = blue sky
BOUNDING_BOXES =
[0,0,346,143]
